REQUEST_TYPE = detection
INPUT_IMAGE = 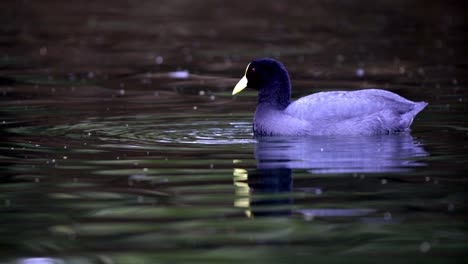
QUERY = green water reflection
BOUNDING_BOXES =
[1,0,467,263]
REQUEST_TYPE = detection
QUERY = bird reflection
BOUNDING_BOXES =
[234,134,428,217]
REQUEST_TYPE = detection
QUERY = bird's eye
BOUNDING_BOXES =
[250,67,256,73]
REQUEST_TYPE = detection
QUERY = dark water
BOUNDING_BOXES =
[1,1,467,263]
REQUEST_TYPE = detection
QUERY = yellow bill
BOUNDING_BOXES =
[232,63,250,95]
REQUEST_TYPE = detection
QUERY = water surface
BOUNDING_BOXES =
[1,1,467,263]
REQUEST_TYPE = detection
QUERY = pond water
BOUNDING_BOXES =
[1,1,467,263]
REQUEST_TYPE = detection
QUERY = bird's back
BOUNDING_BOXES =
[284,89,427,135]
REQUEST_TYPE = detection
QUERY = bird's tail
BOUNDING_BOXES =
[401,101,428,130]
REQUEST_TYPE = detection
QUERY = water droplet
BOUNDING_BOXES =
[355,68,365,77]
[155,56,164,64]
[420,241,431,253]
[168,70,189,79]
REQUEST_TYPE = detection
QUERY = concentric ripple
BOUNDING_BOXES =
[35,114,257,148]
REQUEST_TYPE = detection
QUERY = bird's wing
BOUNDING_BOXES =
[285,89,417,123]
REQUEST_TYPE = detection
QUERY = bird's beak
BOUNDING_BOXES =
[232,63,250,95]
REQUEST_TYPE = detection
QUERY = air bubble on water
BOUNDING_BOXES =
[87,132,91,136]
[51,159,56,163]
[384,211,392,221]
[210,95,216,101]
[355,68,365,77]
[193,106,198,110]
[199,90,205,96]
[155,56,164,64]
[119,89,125,95]
[63,156,68,160]
[419,241,431,253]
[64,145,68,149]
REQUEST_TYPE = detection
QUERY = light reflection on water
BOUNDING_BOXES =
[255,134,428,173]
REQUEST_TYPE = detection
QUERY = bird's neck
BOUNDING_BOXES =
[258,77,291,110]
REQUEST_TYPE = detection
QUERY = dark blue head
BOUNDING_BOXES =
[233,58,291,109]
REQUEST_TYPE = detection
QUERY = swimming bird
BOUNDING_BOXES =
[232,58,427,136]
